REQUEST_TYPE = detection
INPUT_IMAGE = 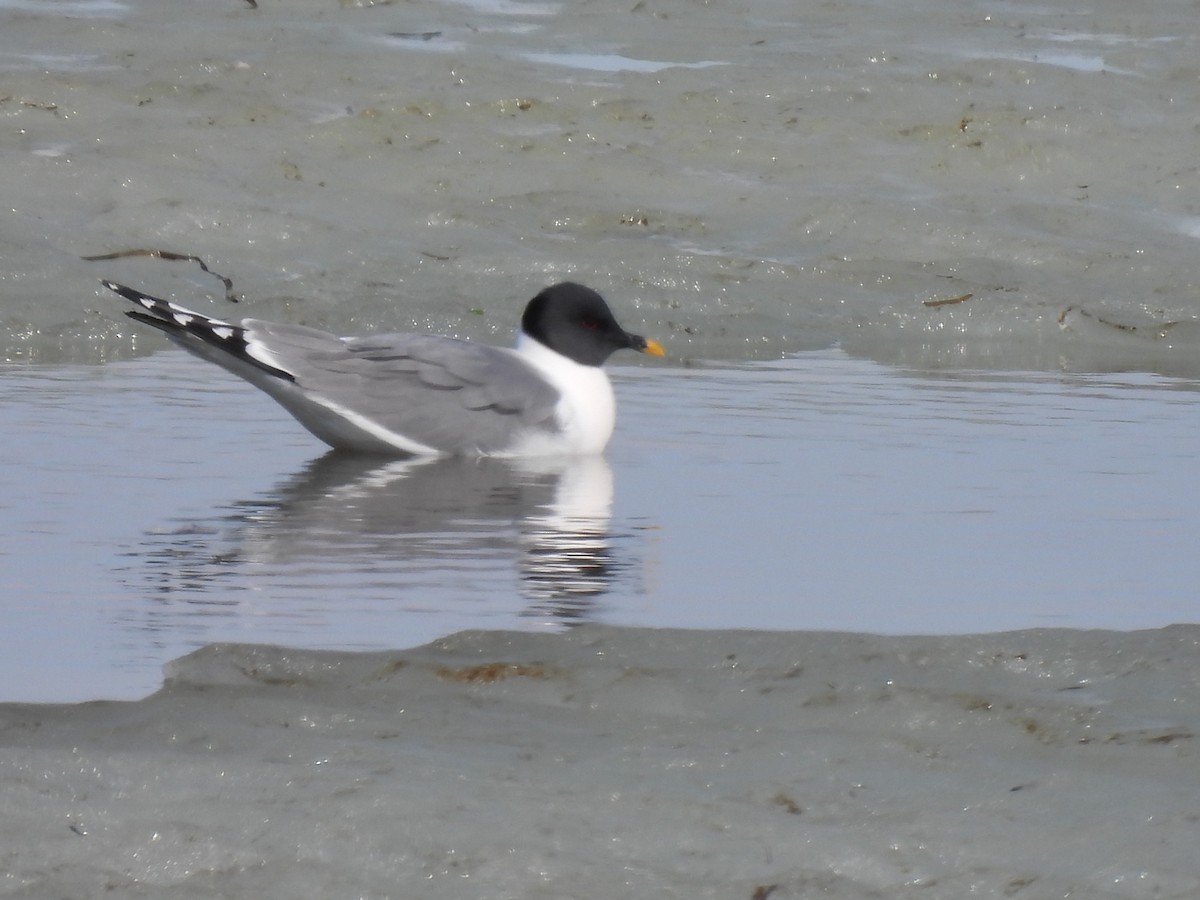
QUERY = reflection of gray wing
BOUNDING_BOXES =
[243,322,562,454]
[242,453,619,609]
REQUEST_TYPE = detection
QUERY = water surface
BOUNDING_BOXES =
[4,351,1196,701]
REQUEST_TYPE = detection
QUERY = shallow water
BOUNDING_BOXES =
[4,350,1197,701]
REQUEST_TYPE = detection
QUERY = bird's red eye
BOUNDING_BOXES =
[580,317,600,330]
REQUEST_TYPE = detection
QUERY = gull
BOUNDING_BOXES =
[104,280,664,456]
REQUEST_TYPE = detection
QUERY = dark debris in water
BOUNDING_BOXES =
[387,31,443,42]
[82,248,239,303]
[922,292,973,308]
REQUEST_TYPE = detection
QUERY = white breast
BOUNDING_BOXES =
[509,332,617,456]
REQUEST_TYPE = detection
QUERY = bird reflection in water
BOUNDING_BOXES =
[515,456,616,617]
[127,452,633,631]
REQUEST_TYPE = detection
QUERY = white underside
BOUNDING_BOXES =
[295,393,442,456]
[502,332,617,457]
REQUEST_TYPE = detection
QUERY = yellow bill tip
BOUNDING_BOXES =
[641,337,666,357]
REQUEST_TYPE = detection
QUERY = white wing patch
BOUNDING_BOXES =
[243,335,299,378]
[308,394,441,456]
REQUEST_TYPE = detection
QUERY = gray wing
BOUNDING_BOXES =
[243,321,563,455]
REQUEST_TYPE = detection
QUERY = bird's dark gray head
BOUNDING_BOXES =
[521,282,664,366]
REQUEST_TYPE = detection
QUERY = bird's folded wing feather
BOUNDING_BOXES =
[243,322,562,451]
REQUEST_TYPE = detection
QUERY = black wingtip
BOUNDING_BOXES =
[124,308,175,332]
[101,279,153,305]
[105,279,186,336]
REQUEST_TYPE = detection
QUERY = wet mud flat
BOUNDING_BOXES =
[2,625,1197,898]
